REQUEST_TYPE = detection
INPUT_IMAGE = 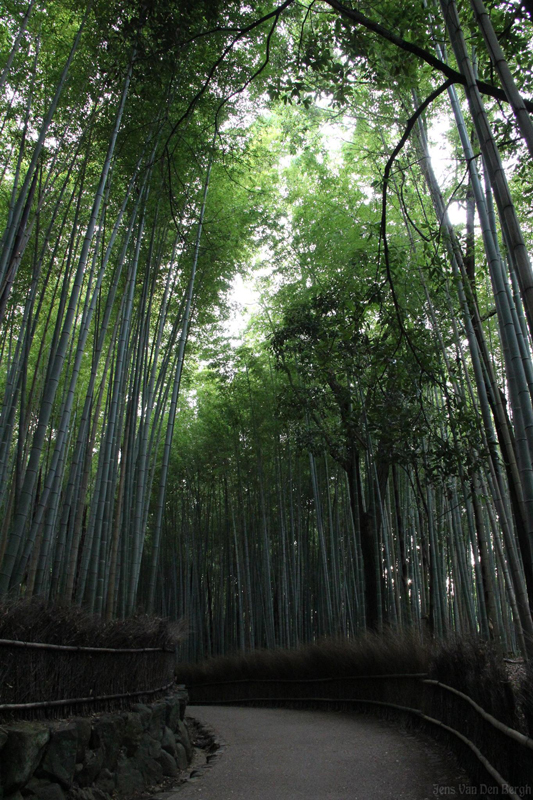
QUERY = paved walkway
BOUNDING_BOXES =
[175,705,468,800]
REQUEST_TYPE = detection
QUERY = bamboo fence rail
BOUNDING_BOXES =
[186,674,532,795]
[0,637,176,720]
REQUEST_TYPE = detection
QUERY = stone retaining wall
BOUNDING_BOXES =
[0,688,192,800]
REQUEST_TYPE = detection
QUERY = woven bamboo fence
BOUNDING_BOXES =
[0,638,176,721]
[187,674,533,796]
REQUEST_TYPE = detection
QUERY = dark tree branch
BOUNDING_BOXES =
[323,0,533,112]
[380,79,454,374]
[163,0,296,152]
[164,0,533,170]
[214,11,282,135]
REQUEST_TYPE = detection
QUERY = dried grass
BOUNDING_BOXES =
[0,597,187,649]
[176,628,433,685]
[429,637,519,729]
[177,631,526,731]
[0,599,188,720]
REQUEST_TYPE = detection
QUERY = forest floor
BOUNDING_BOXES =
[163,705,470,800]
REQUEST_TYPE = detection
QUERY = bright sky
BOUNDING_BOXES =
[225,111,464,339]
[226,273,261,339]
[427,113,466,226]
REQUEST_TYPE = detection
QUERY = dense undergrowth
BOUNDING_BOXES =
[177,629,429,682]
[176,631,532,736]
[429,638,520,728]
[0,598,187,649]
[2,600,530,739]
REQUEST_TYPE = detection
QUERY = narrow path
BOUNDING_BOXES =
[175,705,468,799]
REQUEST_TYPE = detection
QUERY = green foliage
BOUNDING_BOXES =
[0,0,530,663]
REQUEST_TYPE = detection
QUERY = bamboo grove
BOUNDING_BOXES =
[1,0,533,660]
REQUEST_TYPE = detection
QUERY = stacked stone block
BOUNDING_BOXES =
[0,689,192,800]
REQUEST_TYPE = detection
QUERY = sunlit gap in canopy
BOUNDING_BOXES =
[427,111,468,227]
[225,101,351,340]
[225,95,464,339]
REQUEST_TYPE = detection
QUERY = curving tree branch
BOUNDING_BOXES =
[380,79,454,374]
[324,0,533,112]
